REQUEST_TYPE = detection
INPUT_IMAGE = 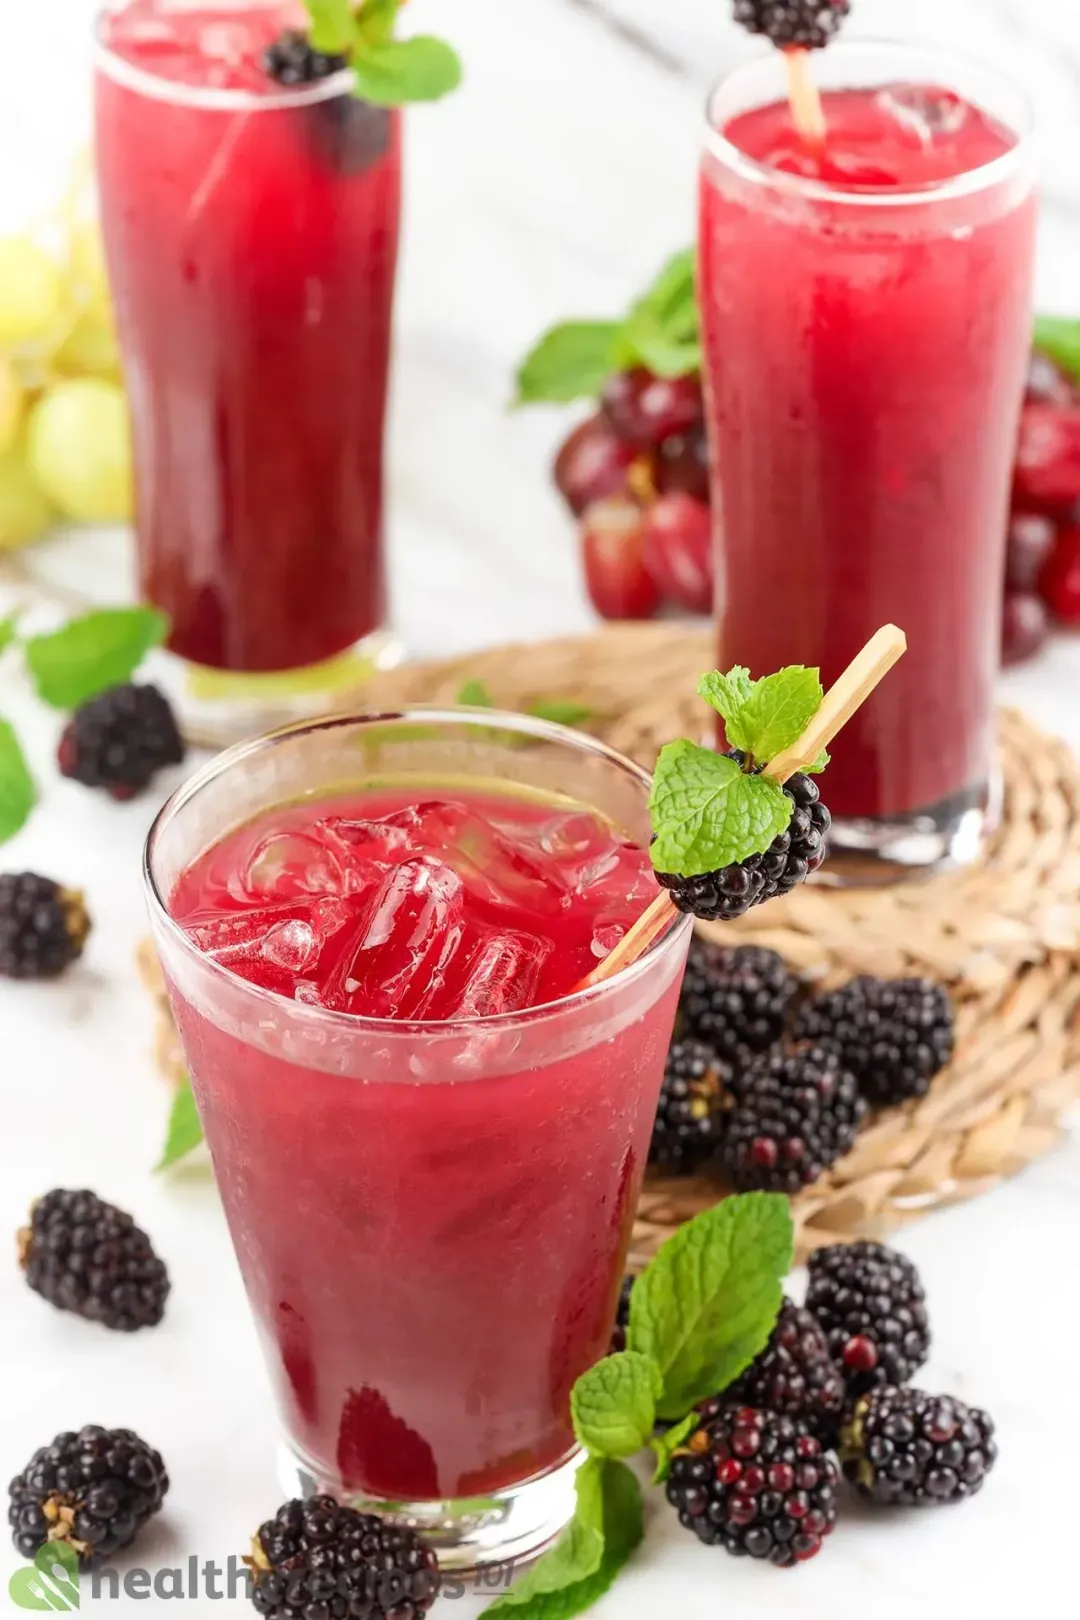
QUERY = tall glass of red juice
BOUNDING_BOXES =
[94,0,402,743]
[143,709,691,1571]
[700,43,1035,876]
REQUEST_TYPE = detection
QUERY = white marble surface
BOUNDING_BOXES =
[3,0,1080,1613]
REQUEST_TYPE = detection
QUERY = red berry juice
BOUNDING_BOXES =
[94,1,400,672]
[700,69,1035,826]
[166,785,679,1500]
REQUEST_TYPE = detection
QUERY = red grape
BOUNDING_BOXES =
[1001,592,1049,665]
[1005,511,1055,591]
[641,492,714,615]
[1025,352,1074,408]
[553,414,637,516]
[601,368,703,449]
[581,496,661,621]
[1013,403,1080,513]
[656,428,710,502]
[1038,524,1080,625]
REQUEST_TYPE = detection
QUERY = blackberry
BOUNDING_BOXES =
[733,0,852,50]
[610,1275,634,1354]
[805,1240,929,1394]
[18,1189,170,1332]
[705,1299,845,1443]
[250,1497,440,1620]
[666,1405,838,1566]
[8,1426,168,1567]
[718,1042,865,1193]
[0,873,90,979]
[840,1387,997,1507]
[792,975,954,1108]
[58,682,185,801]
[656,762,830,923]
[679,941,800,1060]
[263,28,347,85]
[650,1038,730,1173]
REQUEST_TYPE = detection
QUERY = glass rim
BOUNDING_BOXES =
[92,10,358,112]
[142,705,692,1036]
[702,37,1034,209]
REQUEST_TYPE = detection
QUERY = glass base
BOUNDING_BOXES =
[821,774,1000,886]
[147,626,404,750]
[277,1440,585,1576]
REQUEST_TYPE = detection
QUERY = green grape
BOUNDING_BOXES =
[54,305,121,382]
[0,355,24,457]
[0,446,53,550]
[0,236,64,347]
[27,377,132,524]
[69,220,110,306]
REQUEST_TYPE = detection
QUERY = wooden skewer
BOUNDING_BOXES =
[578,625,907,991]
[784,47,827,151]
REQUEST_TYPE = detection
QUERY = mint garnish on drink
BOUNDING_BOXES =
[298,0,461,105]
[481,1193,794,1618]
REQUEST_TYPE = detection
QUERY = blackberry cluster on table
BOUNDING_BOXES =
[662,1237,997,1568]
[18,1188,171,1332]
[8,1426,169,1567]
[0,872,90,979]
[58,681,185,800]
[792,975,954,1107]
[718,1042,866,1194]
[678,940,800,1060]
[250,1497,440,1620]
[649,1038,731,1173]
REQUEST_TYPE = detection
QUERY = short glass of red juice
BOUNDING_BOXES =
[143,708,691,1570]
[700,43,1036,876]
[93,0,402,744]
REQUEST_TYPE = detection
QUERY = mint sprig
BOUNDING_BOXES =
[650,662,827,878]
[455,680,593,729]
[26,606,168,710]
[515,250,699,406]
[480,1194,792,1618]
[301,0,461,106]
[1033,315,1080,384]
[155,1077,204,1171]
[0,719,36,844]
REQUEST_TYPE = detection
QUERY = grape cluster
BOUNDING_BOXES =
[553,349,1080,667]
[0,163,131,554]
[1006,353,1080,659]
[552,367,714,622]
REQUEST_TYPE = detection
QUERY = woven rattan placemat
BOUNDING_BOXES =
[141,623,1080,1263]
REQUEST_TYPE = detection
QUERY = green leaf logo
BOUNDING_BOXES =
[9,1543,80,1610]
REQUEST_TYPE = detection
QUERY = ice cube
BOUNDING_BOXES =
[234,830,348,903]
[260,918,317,972]
[421,803,568,917]
[339,857,467,1019]
[450,931,552,1019]
[591,923,626,960]
[876,84,968,145]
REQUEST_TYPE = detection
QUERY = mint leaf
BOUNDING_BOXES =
[621,249,700,379]
[648,740,792,878]
[515,322,622,406]
[737,666,822,763]
[0,718,36,844]
[484,1459,605,1612]
[155,1077,204,1171]
[805,747,830,774]
[25,606,168,709]
[355,0,398,46]
[528,700,593,727]
[0,610,21,658]
[1033,315,1080,384]
[352,35,462,105]
[696,667,755,751]
[628,1192,793,1421]
[570,1352,662,1459]
[304,0,358,53]
[650,1412,699,1484]
[483,1460,642,1619]
[457,678,495,707]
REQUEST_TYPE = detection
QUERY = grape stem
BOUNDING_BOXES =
[578,623,908,991]
[784,47,827,152]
